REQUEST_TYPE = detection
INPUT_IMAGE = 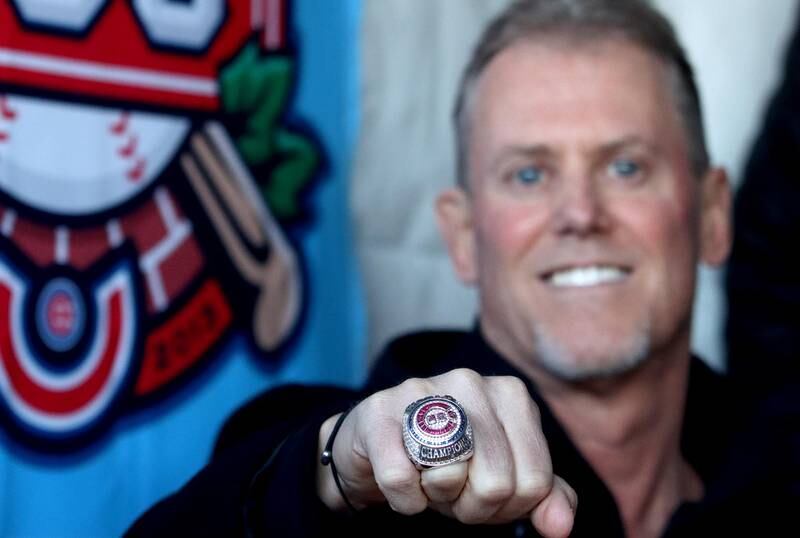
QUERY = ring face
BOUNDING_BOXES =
[403,395,473,468]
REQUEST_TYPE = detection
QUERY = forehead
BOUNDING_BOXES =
[470,38,686,157]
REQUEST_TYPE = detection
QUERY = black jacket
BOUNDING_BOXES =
[127,329,800,536]
[726,9,800,395]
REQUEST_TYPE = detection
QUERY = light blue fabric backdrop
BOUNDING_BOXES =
[0,1,365,536]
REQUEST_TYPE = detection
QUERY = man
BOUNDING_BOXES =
[128,1,799,536]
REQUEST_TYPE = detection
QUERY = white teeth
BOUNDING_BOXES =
[548,266,627,287]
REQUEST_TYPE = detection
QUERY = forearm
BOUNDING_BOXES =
[126,385,359,535]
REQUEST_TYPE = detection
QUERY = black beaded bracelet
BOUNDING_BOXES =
[320,402,359,513]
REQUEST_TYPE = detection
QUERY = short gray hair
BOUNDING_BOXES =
[453,0,709,187]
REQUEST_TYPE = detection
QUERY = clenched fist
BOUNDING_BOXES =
[316,368,577,537]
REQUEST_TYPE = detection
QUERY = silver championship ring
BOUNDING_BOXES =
[402,395,474,469]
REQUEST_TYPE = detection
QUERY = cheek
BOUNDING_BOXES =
[661,192,700,263]
[475,198,548,265]
[624,196,699,292]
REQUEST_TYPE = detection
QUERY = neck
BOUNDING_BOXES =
[508,334,703,537]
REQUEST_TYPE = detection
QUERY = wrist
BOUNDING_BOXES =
[317,413,349,511]
[317,402,362,513]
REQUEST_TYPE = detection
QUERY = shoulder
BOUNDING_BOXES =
[365,330,471,391]
[383,330,469,362]
[686,356,800,503]
[214,383,358,457]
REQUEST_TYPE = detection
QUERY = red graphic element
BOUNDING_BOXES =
[118,135,137,158]
[109,112,147,182]
[416,402,459,436]
[0,95,15,143]
[0,284,122,414]
[46,291,76,337]
[10,217,54,267]
[158,234,203,302]
[0,1,287,111]
[0,96,16,119]
[109,112,128,135]
[119,197,167,254]
[2,188,203,314]
[70,226,111,270]
[135,279,232,395]
[127,158,146,182]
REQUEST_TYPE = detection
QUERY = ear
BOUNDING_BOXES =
[698,167,732,266]
[435,187,478,284]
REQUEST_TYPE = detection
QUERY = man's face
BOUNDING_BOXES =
[438,39,730,382]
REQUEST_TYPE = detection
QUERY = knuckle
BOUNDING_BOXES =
[357,393,380,417]
[489,376,540,418]
[451,367,482,383]
[397,377,432,396]
[516,470,554,503]
[422,471,460,492]
[378,465,427,516]
[496,375,528,395]
[525,397,542,423]
[374,466,420,496]
[495,375,533,403]
[447,368,484,391]
[471,476,515,506]
[355,394,388,431]
[510,377,532,402]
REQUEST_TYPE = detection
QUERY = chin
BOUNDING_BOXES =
[532,321,652,382]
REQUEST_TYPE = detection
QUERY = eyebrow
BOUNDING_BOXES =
[488,144,554,173]
[489,135,657,171]
[597,136,656,156]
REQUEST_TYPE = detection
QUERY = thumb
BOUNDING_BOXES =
[530,475,577,538]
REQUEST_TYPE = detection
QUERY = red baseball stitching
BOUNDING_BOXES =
[0,95,17,143]
[109,111,147,181]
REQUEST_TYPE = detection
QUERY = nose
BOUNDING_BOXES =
[552,175,610,236]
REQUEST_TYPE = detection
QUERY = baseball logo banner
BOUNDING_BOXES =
[0,1,364,535]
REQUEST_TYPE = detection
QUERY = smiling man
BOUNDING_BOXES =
[128,1,799,537]
[439,36,727,385]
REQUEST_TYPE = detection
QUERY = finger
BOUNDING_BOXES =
[486,376,555,522]
[358,390,428,515]
[318,407,381,511]
[420,462,468,503]
[530,475,577,538]
[447,372,516,524]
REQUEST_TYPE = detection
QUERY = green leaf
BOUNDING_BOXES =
[220,44,294,166]
[220,44,320,220]
[262,130,319,219]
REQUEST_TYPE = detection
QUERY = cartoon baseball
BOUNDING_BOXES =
[0,0,317,450]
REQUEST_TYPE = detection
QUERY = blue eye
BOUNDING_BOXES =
[515,166,543,185]
[610,159,640,177]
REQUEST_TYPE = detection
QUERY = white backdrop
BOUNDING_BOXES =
[352,0,798,368]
